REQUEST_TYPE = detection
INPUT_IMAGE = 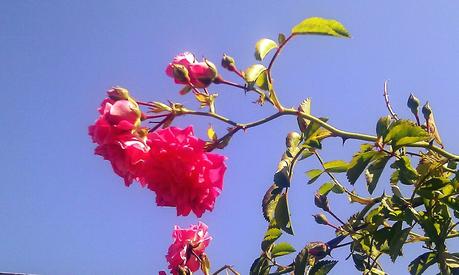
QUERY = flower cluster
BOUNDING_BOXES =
[165,222,211,274]
[88,88,226,217]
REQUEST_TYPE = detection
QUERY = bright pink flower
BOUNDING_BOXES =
[88,98,140,144]
[94,134,149,186]
[166,52,218,88]
[89,96,148,186]
[166,222,211,274]
[140,126,226,217]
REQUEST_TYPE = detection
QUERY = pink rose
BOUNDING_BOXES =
[89,95,148,186]
[166,52,218,88]
[94,134,149,186]
[165,222,212,274]
[140,126,226,217]
[88,98,140,144]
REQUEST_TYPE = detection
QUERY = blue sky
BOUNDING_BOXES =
[1,1,459,274]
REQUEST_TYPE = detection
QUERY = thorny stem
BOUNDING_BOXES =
[266,34,296,110]
[314,152,374,203]
[215,78,275,105]
[138,103,459,161]
[383,80,399,120]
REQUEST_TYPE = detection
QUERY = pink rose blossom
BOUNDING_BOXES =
[89,96,148,186]
[165,222,212,274]
[140,126,226,217]
[94,134,149,186]
[88,98,140,144]
[166,52,218,88]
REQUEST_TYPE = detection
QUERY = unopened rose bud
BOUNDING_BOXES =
[407,93,420,115]
[313,213,329,225]
[172,64,191,83]
[314,193,330,212]
[107,86,130,100]
[286,131,301,148]
[422,101,432,120]
[204,59,219,80]
[221,54,236,71]
[307,241,330,259]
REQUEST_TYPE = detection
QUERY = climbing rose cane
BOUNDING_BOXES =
[165,222,212,274]
[140,126,226,217]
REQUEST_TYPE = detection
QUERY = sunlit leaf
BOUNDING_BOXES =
[262,184,282,222]
[244,64,267,87]
[318,182,335,196]
[391,156,419,185]
[271,242,296,257]
[347,144,378,185]
[292,17,350,38]
[255,38,278,61]
[275,193,294,235]
[297,98,312,133]
[383,120,429,148]
[365,155,390,194]
[408,252,437,275]
[323,160,349,173]
[261,228,282,251]
[306,169,323,184]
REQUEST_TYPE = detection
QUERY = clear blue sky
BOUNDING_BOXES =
[1,1,459,274]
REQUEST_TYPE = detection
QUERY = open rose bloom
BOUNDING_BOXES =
[140,126,226,217]
[89,89,226,217]
[166,222,211,274]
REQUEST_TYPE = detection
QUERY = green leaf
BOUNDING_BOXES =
[391,156,419,185]
[275,193,294,235]
[383,120,430,148]
[291,17,350,38]
[303,117,329,141]
[255,69,270,91]
[244,64,267,87]
[323,160,349,173]
[262,184,282,222]
[306,169,323,184]
[331,184,345,194]
[271,242,296,257]
[408,252,437,275]
[294,247,308,275]
[255,38,278,61]
[388,221,410,262]
[318,182,335,196]
[376,115,392,138]
[365,155,390,194]
[297,98,311,133]
[274,166,290,188]
[250,256,270,275]
[308,260,338,275]
[261,228,282,251]
[346,144,378,185]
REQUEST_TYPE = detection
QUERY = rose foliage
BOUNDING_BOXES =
[89,16,459,275]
